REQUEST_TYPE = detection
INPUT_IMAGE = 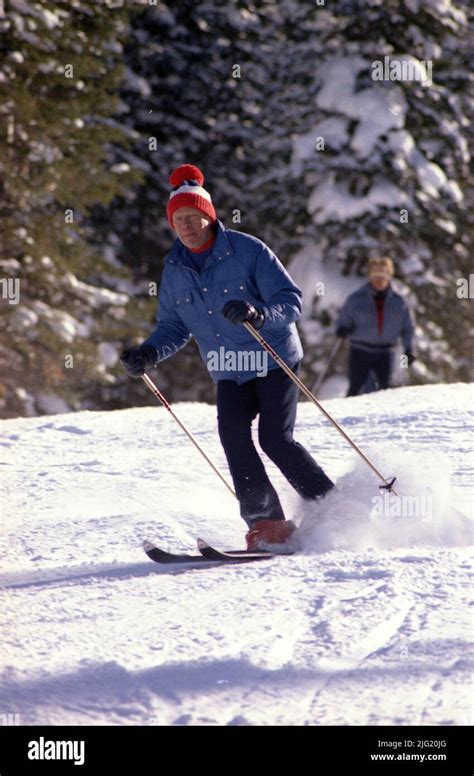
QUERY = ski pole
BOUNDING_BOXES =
[311,338,343,394]
[141,372,236,499]
[243,322,398,495]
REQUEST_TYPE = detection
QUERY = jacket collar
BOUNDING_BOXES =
[166,219,234,268]
[364,281,393,299]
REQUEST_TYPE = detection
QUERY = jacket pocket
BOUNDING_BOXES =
[216,276,260,306]
[172,287,202,332]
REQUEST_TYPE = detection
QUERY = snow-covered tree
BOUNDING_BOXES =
[1,0,471,416]
[0,0,143,417]
[280,0,473,389]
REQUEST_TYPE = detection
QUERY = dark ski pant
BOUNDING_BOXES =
[347,346,393,397]
[217,362,334,527]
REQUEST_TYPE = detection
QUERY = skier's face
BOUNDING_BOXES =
[173,207,214,249]
[369,265,391,291]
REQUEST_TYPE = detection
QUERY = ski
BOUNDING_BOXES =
[143,541,209,565]
[197,538,278,561]
[143,540,273,566]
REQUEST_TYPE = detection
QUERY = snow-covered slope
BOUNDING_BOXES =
[0,384,472,726]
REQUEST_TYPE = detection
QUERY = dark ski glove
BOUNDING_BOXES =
[120,344,158,377]
[221,300,264,329]
[405,351,416,366]
[336,326,351,339]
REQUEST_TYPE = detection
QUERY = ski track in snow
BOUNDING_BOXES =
[0,384,472,726]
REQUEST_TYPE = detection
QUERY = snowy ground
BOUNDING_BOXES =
[0,383,472,726]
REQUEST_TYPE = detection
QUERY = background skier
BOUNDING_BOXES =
[336,257,416,397]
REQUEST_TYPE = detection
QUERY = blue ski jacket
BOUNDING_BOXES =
[142,220,303,383]
[336,282,415,352]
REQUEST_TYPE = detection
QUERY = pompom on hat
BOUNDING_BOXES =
[166,164,217,228]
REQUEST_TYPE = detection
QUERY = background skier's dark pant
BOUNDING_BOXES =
[217,362,334,526]
[347,346,393,396]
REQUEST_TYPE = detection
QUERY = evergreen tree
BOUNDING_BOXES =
[279,0,472,388]
[1,0,471,416]
[0,0,142,417]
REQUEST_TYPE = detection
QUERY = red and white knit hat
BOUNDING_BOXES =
[166,164,217,228]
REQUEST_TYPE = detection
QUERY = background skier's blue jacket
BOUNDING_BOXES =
[143,220,303,382]
[337,283,415,351]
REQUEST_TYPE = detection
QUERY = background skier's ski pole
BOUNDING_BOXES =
[243,322,398,495]
[311,338,343,394]
[141,372,236,499]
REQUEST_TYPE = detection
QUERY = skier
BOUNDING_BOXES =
[336,257,416,397]
[120,164,334,551]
